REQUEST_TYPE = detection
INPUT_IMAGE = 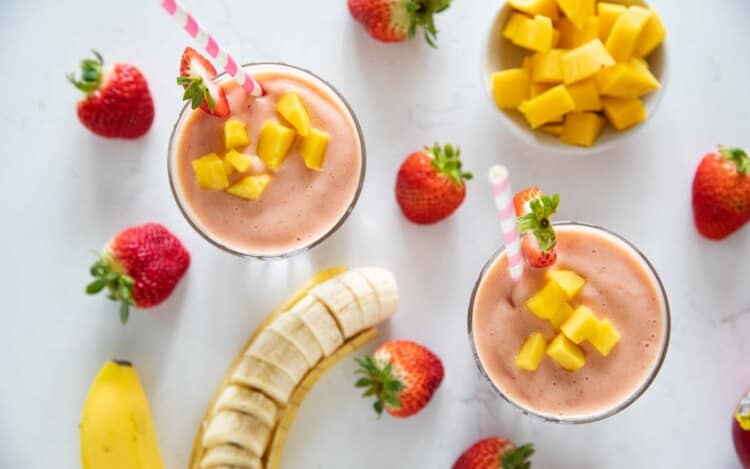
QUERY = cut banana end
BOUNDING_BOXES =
[309,278,364,338]
[339,271,381,328]
[200,444,262,469]
[213,386,278,428]
[202,410,271,459]
[359,267,399,321]
[247,329,310,383]
[291,295,344,356]
[267,312,323,367]
[231,356,296,405]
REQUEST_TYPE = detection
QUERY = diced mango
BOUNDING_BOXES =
[560,112,606,147]
[634,11,666,57]
[589,319,621,356]
[516,332,548,371]
[509,0,559,20]
[547,333,585,371]
[225,174,272,201]
[561,305,599,344]
[556,17,599,49]
[555,0,594,29]
[222,156,234,177]
[539,124,563,136]
[546,269,586,299]
[549,302,575,330]
[300,128,329,171]
[512,15,556,53]
[526,280,568,319]
[531,83,554,98]
[503,12,531,40]
[605,6,653,61]
[224,119,250,150]
[561,39,615,84]
[518,84,575,128]
[257,121,296,170]
[276,92,311,136]
[191,153,229,190]
[530,49,563,84]
[597,2,626,43]
[492,68,530,109]
[596,59,660,99]
[566,78,602,111]
[224,148,254,173]
[602,96,646,130]
[521,55,533,76]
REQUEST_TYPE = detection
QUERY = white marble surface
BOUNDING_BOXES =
[2,0,750,467]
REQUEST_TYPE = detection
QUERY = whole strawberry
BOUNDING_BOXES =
[395,143,472,224]
[348,0,452,47]
[68,51,154,139]
[692,146,750,240]
[514,187,560,268]
[453,437,534,469]
[177,47,230,118]
[86,223,190,324]
[355,340,444,418]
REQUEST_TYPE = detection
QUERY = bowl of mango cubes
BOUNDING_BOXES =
[483,0,667,151]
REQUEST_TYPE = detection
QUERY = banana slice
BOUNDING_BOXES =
[213,386,277,428]
[359,267,399,321]
[200,445,262,469]
[247,329,309,382]
[291,296,343,356]
[231,356,296,404]
[338,270,380,328]
[202,410,271,459]
[267,311,323,367]
[309,278,364,338]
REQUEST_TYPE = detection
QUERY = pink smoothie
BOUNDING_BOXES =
[471,224,668,419]
[172,65,362,256]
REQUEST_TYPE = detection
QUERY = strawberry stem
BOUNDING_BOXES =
[86,255,135,324]
[517,193,560,252]
[719,146,749,176]
[405,0,452,48]
[67,50,104,94]
[501,443,534,469]
[354,356,404,416]
[176,75,216,112]
[426,142,473,186]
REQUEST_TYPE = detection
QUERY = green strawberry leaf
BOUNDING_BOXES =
[517,193,560,252]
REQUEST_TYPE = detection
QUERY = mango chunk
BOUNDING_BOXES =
[530,49,564,84]
[566,78,602,111]
[226,174,272,201]
[546,269,586,299]
[602,96,646,130]
[561,305,599,344]
[224,119,250,150]
[276,92,311,136]
[561,39,615,84]
[492,68,530,109]
[549,302,575,330]
[192,153,229,190]
[556,17,599,49]
[526,280,568,319]
[555,0,594,29]
[547,333,584,371]
[508,0,559,20]
[597,2,626,43]
[560,112,606,147]
[518,84,575,128]
[589,319,621,356]
[300,128,329,171]
[516,332,548,371]
[634,11,666,57]
[257,121,296,170]
[512,15,556,53]
[503,12,531,40]
[530,83,554,98]
[596,59,660,99]
[539,124,563,136]
[521,55,533,76]
[224,149,254,173]
[605,6,653,61]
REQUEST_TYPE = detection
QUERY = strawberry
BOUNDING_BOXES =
[452,437,534,469]
[177,47,230,118]
[85,223,190,324]
[348,0,452,47]
[514,187,560,268]
[692,146,750,240]
[355,340,444,418]
[67,51,154,139]
[395,143,472,224]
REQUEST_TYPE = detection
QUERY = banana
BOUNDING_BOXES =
[338,270,381,328]
[231,356,296,404]
[202,410,271,459]
[309,278,364,338]
[80,360,164,469]
[291,295,344,356]
[213,386,278,428]
[247,329,310,382]
[200,445,262,469]
[359,267,399,321]
[267,309,323,367]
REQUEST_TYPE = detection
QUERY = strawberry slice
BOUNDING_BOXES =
[514,187,560,268]
[176,47,229,118]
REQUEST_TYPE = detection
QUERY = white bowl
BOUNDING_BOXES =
[481,0,668,154]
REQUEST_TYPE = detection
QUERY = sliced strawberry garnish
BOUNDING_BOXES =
[516,188,560,268]
[521,235,557,268]
[513,186,541,217]
[176,47,229,118]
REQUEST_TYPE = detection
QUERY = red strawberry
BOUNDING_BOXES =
[452,437,534,469]
[348,0,452,47]
[692,146,750,240]
[395,143,472,224]
[68,51,154,139]
[86,223,190,324]
[514,187,560,268]
[355,340,444,418]
[177,47,229,118]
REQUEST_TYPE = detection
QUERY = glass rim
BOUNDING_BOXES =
[466,221,671,424]
[167,62,366,260]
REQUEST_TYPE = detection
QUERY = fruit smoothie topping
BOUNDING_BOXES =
[514,186,559,268]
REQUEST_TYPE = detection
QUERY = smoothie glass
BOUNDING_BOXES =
[168,63,366,260]
[467,222,670,423]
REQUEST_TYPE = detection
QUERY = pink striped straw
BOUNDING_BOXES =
[158,0,263,97]
[488,165,524,281]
